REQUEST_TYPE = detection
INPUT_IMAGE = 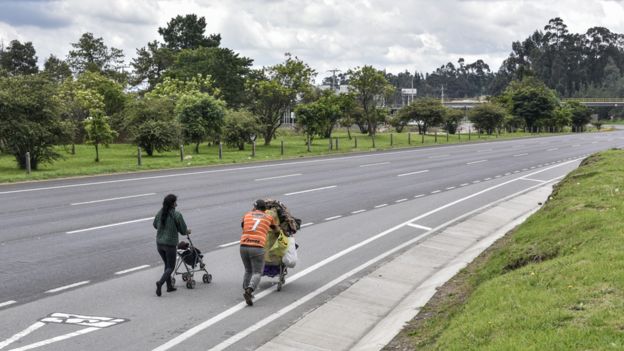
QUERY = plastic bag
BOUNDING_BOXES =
[282,236,298,268]
[266,230,289,263]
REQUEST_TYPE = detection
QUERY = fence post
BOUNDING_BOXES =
[307,135,311,152]
[218,142,223,160]
[434,130,437,143]
[252,140,256,157]
[421,132,424,144]
[335,137,339,150]
[329,137,332,151]
[446,130,449,142]
[372,135,376,148]
[137,147,142,166]
[408,132,411,145]
[281,140,284,155]
[180,144,184,161]
[390,133,393,147]
[354,136,358,148]
[468,127,471,140]
[25,152,31,174]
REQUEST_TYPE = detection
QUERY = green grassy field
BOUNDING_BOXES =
[0,129,553,183]
[394,149,624,350]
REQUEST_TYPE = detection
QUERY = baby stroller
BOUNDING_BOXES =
[172,235,212,289]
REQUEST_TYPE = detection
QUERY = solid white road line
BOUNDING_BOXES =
[351,210,366,214]
[218,241,240,248]
[66,217,152,234]
[397,170,429,177]
[45,281,90,293]
[254,173,302,181]
[324,215,342,221]
[406,223,432,231]
[0,321,46,349]
[155,160,579,351]
[521,178,546,183]
[466,159,487,165]
[0,300,16,308]
[114,265,150,275]
[5,327,100,351]
[359,162,390,167]
[375,204,388,208]
[70,193,156,206]
[284,185,337,196]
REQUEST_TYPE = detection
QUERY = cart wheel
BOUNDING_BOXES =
[182,273,189,282]
[277,281,282,291]
[171,277,176,287]
[203,273,212,284]
[186,280,195,289]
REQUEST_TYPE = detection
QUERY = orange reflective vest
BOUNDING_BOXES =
[240,210,276,248]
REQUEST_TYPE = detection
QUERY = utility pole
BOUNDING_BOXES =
[328,69,341,92]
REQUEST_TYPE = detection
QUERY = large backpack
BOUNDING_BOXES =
[264,199,301,235]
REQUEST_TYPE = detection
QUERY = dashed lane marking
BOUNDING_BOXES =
[115,265,150,275]
[45,281,90,294]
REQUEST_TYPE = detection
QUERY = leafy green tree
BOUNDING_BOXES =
[566,101,592,132]
[295,91,342,142]
[444,108,464,134]
[0,74,71,169]
[398,98,446,134]
[158,14,221,51]
[222,109,261,150]
[500,78,558,132]
[83,109,117,162]
[166,47,253,108]
[469,103,507,134]
[43,54,72,82]
[0,40,38,75]
[67,32,126,83]
[124,97,179,156]
[347,66,394,136]
[247,54,316,145]
[146,75,217,101]
[130,41,175,88]
[175,93,226,153]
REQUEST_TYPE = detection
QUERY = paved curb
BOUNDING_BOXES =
[258,184,554,351]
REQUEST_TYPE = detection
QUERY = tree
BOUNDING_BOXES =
[83,109,117,162]
[124,97,179,156]
[222,109,261,150]
[146,75,217,102]
[166,47,253,108]
[67,32,126,82]
[0,74,71,169]
[175,93,226,153]
[566,101,592,132]
[500,77,558,132]
[295,91,342,142]
[0,40,38,75]
[43,55,72,82]
[398,98,446,135]
[158,14,221,51]
[469,103,507,134]
[444,108,464,134]
[347,66,394,136]
[130,40,175,88]
[247,54,316,145]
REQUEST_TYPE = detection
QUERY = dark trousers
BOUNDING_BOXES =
[240,245,265,291]
[157,243,176,288]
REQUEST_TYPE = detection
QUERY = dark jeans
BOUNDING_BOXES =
[157,243,176,288]
[240,245,265,291]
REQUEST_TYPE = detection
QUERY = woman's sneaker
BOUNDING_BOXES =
[244,288,254,306]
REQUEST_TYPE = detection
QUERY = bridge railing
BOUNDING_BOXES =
[562,98,624,103]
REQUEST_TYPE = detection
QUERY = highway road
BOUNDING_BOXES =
[0,131,623,350]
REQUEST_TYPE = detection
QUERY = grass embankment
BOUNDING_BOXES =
[0,130,543,183]
[386,150,624,350]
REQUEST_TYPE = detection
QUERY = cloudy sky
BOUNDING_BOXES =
[1,0,624,82]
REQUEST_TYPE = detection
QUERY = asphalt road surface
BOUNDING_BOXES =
[1,131,623,350]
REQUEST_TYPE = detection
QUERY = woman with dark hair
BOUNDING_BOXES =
[153,194,191,296]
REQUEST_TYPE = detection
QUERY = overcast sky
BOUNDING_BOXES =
[1,0,623,82]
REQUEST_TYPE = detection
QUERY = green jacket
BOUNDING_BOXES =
[153,209,188,246]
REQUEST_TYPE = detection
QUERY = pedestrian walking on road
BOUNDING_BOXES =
[153,194,191,297]
[240,199,277,306]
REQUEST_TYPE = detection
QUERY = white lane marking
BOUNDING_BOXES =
[495,175,501,178]
[70,193,156,206]
[513,153,529,157]
[300,223,314,228]
[359,162,390,167]
[431,190,441,194]
[414,194,425,198]
[284,185,337,196]
[6,327,100,351]
[472,180,481,183]
[397,170,429,177]
[114,265,150,275]
[395,199,407,203]
[375,204,388,208]
[505,172,511,175]
[466,159,487,165]
[521,178,546,183]
[484,178,492,181]
[522,168,528,171]
[324,215,342,221]
[446,186,456,190]
[0,322,46,349]
[45,281,90,293]
[0,300,16,309]
[218,241,240,248]
[477,149,492,153]
[407,223,432,230]
[351,210,366,214]
[460,183,469,187]
[254,173,302,181]
[428,154,449,158]
[202,171,571,351]
[66,217,152,234]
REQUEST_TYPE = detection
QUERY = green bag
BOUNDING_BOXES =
[266,230,289,263]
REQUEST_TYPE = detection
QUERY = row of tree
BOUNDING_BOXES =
[0,14,601,171]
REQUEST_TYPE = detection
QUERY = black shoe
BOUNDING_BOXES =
[244,288,254,306]
[167,287,177,292]
[156,282,163,297]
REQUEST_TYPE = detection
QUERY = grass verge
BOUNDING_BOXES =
[0,130,566,184]
[384,149,624,350]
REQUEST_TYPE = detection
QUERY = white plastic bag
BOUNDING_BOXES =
[282,236,298,268]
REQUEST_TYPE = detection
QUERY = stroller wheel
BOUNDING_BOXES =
[202,273,212,284]
[182,273,189,282]
[186,280,195,289]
